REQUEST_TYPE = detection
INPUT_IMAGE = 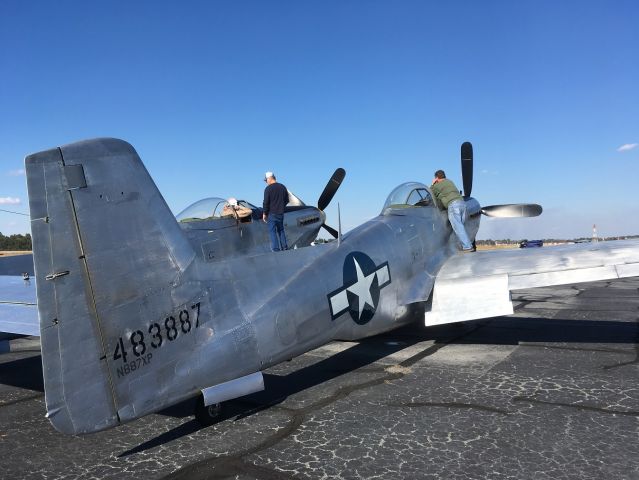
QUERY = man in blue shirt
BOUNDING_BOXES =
[262,171,289,251]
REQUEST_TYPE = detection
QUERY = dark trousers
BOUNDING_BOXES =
[267,214,288,251]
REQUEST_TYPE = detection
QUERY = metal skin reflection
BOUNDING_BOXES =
[21,138,639,434]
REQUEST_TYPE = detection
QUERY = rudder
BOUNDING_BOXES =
[26,138,195,434]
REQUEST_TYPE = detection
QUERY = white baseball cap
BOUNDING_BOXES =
[264,171,274,180]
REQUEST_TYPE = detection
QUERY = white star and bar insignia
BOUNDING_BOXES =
[327,252,391,325]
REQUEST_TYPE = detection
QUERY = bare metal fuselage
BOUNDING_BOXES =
[134,202,481,421]
[26,138,480,434]
[23,138,639,435]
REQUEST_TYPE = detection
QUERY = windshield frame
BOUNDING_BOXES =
[381,182,434,212]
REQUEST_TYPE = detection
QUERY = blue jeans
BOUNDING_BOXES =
[267,214,288,251]
[448,200,472,250]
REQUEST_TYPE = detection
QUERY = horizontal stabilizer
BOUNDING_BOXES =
[0,276,38,336]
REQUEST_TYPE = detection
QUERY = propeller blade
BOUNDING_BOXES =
[317,168,346,211]
[321,223,339,239]
[481,204,543,218]
[461,141,473,198]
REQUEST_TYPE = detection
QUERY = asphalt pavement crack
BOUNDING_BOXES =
[602,320,639,370]
[512,396,639,417]
[513,300,535,311]
[161,372,402,480]
[0,392,43,408]
[385,401,509,415]
[519,343,636,356]
[161,325,483,480]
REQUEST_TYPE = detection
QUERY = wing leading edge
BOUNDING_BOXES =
[425,240,639,326]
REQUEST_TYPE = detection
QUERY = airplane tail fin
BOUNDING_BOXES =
[26,138,196,434]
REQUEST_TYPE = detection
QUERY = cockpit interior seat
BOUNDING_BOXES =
[222,204,252,222]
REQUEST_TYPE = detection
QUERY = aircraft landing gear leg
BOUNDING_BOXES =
[195,395,222,426]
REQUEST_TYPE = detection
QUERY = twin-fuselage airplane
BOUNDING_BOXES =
[2,138,638,434]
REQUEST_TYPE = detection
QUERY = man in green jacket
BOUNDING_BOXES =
[431,170,474,252]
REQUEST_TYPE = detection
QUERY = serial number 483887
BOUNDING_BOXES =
[112,302,202,368]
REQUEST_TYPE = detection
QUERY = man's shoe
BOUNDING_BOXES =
[460,248,474,254]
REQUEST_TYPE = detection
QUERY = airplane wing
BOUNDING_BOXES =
[0,253,38,337]
[425,240,639,326]
[0,275,39,336]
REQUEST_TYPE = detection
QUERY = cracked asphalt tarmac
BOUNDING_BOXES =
[1,277,638,479]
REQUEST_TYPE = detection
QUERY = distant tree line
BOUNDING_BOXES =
[0,232,32,250]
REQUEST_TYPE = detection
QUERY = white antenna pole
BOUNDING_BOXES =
[337,202,342,246]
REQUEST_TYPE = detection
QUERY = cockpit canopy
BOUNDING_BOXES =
[382,182,433,212]
[176,197,256,223]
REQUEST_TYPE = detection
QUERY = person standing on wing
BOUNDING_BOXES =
[262,171,289,251]
[431,169,474,253]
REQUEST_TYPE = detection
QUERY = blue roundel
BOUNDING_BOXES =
[327,251,391,325]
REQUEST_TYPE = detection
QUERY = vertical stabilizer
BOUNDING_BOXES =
[26,138,195,434]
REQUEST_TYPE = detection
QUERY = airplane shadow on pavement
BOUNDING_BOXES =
[0,354,44,392]
[119,333,423,457]
[119,315,638,457]
[0,316,634,455]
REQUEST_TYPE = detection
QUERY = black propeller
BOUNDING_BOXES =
[321,223,339,238]
[459,141,542,219]
[318,168,346,238]
[318,168,346,211]
[461,141,473,198]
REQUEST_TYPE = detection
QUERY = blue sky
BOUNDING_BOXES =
[1,1,637,240]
